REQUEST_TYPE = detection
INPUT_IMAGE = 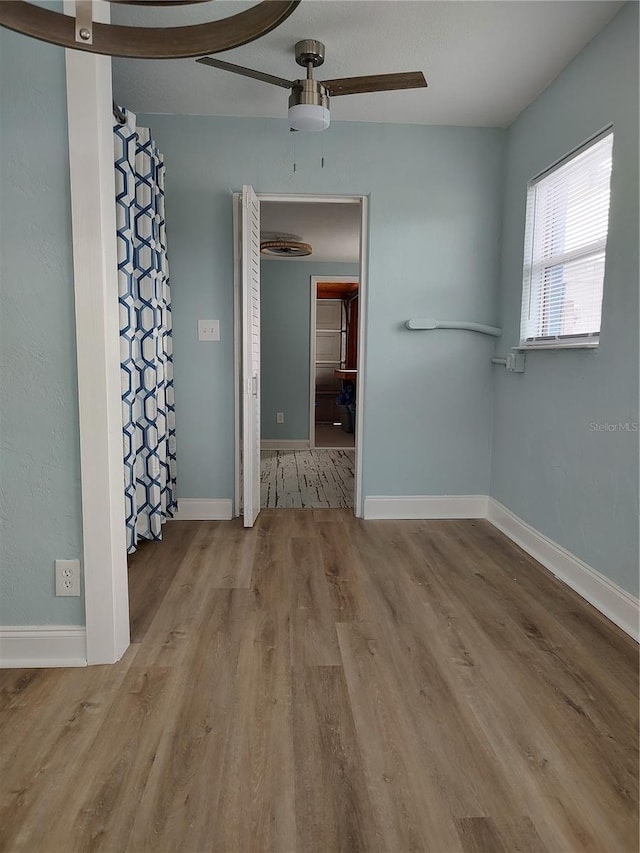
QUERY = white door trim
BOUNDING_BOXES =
[232,193,242,517]
[233,193,368,517]
[309,278,317,450]
[309,275,360,451]
[241,185,262,527]
[64,1,130,665]
[257,194,362,204]
[354,197,369,517]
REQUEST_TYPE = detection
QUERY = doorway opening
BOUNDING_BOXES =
[233,191,368,524]
[310,275,360,451]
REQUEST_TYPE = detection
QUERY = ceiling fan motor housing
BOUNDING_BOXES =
[295,39,326,68]
[289,79,329,110]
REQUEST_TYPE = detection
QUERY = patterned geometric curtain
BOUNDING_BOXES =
[113,110,177,554]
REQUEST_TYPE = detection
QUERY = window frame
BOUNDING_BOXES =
[519,127,614,351]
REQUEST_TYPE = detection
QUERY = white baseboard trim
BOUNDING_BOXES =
[487,498,639,642]
[363,495,488,520]
[0,626,88,668]
[171,498,233,521]
[261,440,310,450]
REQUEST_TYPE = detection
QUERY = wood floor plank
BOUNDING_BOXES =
[399,525,638,851]
[455,817,508,853]
[364,607,534,825]
[493,816,548,853]
[132,523,219,669]
[374,605,566,851]
[30,662,177,853]
[213,609,297,852]
[0,648,138,852]
[249,518,293,613]
[343,519,433,627]
[0,511,637,853]
[292,666,381,852]
[316,521,374,622]
[339,518,639,851]
[205,520,258,588]
[440,521,639,744]
[312,508,347,522]
[256,508,319,540]
[125,588,249,852]
[289,537,341,667]
[330,532,544,844]
[127,520,201,643]
[416,527,639,802]
[336,620,464,853]
[463,519,639,682]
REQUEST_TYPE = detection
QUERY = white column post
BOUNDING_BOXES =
[64,1,129,663]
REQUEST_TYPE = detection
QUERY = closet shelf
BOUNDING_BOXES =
[334,369,357,382]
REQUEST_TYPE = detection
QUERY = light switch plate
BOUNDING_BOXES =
[198,319,220,341]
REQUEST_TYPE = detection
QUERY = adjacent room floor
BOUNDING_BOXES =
[1,512,637,853]
[261,448,354,508]
[314,423,355,448]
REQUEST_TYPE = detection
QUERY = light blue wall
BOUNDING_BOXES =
[490,2,639,595]
[0,8,635,633]
[0,25,84,625]
[139,114,505,500]
[260,260,359,441]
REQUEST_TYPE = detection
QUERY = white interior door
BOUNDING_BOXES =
[241,184,261,527]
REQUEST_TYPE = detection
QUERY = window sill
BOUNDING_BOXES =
[516,341,599,351]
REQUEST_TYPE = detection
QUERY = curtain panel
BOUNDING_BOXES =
[114,111,177,554]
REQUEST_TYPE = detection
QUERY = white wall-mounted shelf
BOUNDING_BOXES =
[405,318,502,337]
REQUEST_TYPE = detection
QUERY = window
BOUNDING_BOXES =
[520,129,613,348]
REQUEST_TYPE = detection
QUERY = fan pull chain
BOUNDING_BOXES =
[321,133,325,169]
[292,132,297,173]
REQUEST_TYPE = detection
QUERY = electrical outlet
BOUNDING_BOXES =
[55,560,81,597]
[506,351,526,373]
[276,412,285,424]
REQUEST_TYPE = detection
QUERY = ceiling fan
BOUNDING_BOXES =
[197,39,427,132]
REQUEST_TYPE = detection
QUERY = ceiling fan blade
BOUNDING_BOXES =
[321,71,427,97]
[196,56,293,90]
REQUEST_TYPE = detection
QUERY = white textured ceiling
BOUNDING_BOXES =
[261,201,361,263]
[111,0,622,128]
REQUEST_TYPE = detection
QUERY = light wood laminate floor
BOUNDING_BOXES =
[261,449,354,508]
[1,512,638,853]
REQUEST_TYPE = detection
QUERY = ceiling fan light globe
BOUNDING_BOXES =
[288,103,330,132]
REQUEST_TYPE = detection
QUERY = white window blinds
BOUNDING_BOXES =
[520,130,613,347]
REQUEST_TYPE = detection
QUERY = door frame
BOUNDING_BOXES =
[240,185,262,527]
[309,275,360,450]
[233,193,369,518]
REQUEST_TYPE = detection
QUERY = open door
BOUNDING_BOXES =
[241,185,261,527]
[235,193,367,518]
